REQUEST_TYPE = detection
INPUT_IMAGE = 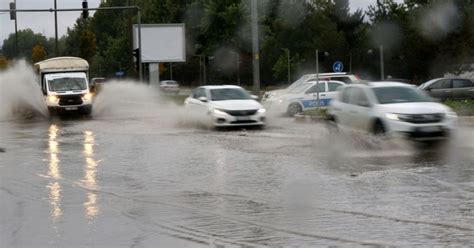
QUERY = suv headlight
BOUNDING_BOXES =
[446,110,457,118]
[257,108,266,113]
[385,113,400,121]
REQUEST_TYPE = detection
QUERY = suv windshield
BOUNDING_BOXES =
[48,77,87,92]
[210,88,251,101]
[373,86,433,104]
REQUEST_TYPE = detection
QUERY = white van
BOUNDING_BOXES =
[35,57,93,115]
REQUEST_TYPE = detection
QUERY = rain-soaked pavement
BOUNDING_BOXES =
[1,84,474,247]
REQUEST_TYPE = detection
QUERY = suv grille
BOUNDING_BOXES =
[224,110,258,116]
[58,95,83,106]
[399,113,444,124]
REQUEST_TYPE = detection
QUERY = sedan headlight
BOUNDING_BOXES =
[213,109,227,115]
[385,113,400,121]
[257,108,266,113]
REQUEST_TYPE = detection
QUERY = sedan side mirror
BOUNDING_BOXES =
[198,96,208,102]
[250,95,259,100]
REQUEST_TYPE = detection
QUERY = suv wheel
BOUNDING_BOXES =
[373,120,386,136]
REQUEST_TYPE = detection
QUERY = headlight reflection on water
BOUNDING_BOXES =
[83,130,100,220]
[48,124,62,221]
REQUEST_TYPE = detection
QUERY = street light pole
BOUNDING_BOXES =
[54,0,58,56]
[14,0,18,58]
[286,48,290,85]
[250,0,260,96]
[169,62,173,80]
[236,52,240,85]
[316,49,320,108]
[380,45,384,80]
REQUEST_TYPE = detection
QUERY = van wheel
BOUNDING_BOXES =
[373,120,386,136]
[287,103,302,116]
[79,106,92,115]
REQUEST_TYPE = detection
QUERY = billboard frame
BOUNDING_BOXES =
[133,23,186,63]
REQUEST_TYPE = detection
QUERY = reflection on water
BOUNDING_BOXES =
[83,130,100,219]
[48,124,62,221]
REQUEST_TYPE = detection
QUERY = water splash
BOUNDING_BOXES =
[0,60,49,121]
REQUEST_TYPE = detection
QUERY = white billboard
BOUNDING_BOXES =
[133,24,186,63]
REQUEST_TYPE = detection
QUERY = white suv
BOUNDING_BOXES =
[328,82,457,141]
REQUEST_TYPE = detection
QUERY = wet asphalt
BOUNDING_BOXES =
[1,103,474,247]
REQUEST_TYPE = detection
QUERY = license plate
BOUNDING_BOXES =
[237,116,250,121]
[419,126,440,132]
[65,107,78,111]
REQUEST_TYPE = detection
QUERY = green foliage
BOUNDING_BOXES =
[302,107,328,117]
[31,44,47,63]
[1,29,53,60]
[64,19,97,63]
[3,0,474,85]
[443,99,474,116]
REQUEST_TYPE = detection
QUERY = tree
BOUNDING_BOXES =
[1,29,53,60]
[64,19,97,62]
[31,44,47,63]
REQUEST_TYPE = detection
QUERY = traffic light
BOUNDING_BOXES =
[9,2,16,20]
[82,0,89,19]
[133,48,140,71]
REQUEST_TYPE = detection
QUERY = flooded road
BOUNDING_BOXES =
[1,106,473,247]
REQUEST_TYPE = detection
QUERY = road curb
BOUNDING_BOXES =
[294,114,326,123]
[459,116,474,125]
[295,115,474,125]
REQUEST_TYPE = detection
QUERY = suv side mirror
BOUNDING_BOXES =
[198,96,208,102]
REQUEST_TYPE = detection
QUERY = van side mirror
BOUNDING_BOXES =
[198,96,208,102]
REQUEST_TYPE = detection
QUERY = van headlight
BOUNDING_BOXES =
[82,93,93,101]
[47,95,58,104]
[257,108,266,113]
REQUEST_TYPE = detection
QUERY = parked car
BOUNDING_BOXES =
[263,80,346,116]
[184,85,266,127]
[328,82,457,141]
[263,72,362,100]
[419,78,474,100]
[159,80,180,94]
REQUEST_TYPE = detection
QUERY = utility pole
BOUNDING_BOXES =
[54,0,58,56]
[250,0,260,96]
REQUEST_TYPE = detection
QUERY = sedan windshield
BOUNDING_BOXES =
[210,88,251,101]
[373,86,433,104]
[48,77,87,92]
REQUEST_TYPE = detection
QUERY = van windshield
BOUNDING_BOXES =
[46,73,88,92]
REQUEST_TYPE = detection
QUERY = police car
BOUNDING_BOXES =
[263,80,346,116]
